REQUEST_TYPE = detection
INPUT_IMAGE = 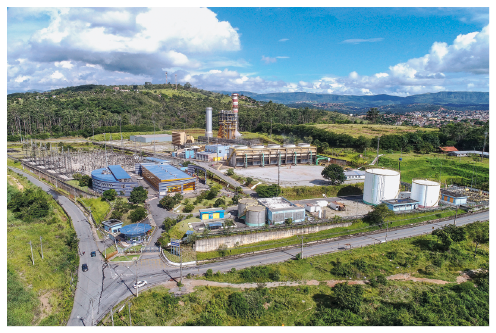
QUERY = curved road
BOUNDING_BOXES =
[8,167,104,326]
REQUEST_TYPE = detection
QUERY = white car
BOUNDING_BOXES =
[137,177,143,180]
[133,280,147,289]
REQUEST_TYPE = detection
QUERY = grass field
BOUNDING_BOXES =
[376,152,489,189]
[89,130,172,141]
[195,208,463,261]
[79,198,111,225]
[280,183,364,200]
[312,124,439,138]
[7,172,78,325]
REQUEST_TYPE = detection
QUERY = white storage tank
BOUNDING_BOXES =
[363,168,400,205]
[411,179,441,208]
[245,206,266,227]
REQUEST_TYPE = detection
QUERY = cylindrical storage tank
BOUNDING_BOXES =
[205,107,213,138]
[363,168,400,205]
[267,144,280,148]
[411,179,441,208]
[237,198,258,219]
[283,144,296,148]
[245,206,266,227]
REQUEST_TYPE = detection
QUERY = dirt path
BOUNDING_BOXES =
[7,174,24,191]
[161,271,472,295]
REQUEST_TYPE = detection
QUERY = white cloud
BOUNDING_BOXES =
[261,55,277,64]
[279,38,289,42]
[14,75,30,83]
[342,38,384,44]
[276,56,289,59]
[54,60,73,69]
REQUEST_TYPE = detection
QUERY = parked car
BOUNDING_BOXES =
[133,280,147,289]
[137,177,143,180]
[82,264,88,272]
[90,251,96,257]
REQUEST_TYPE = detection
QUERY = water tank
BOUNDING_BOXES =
[283,144,296,148]
[298,143,310,147]
[245,206,266,227]
[363,168,400,205]
[267,144,280,148]
[411,179,441,208]
[237,198,258,219]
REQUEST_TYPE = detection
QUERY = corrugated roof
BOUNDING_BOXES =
[134,134,172,139]
[141,163,193,181]
[199,208,225,213]
[91,167,117,182]
[144,157,169,164]
[439,146,458,152]
[120,223,151,236]
[108,165,131,180]
[208,222,224,227]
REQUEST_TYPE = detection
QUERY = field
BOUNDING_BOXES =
[99,221,489,326]
[312,124,439,138]
[78,198,111,225]
[7,171,79,325]
[376,152,489,189]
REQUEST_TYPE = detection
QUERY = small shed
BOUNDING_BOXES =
[102,219,123,233]
[382,198,419,212]
[207,222,224,230]
[199,208,225,220]
[440,190,468,205]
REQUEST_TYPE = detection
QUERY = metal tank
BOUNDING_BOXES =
[205,107,213,138]
[411,179,441,208]
[237,198,258,219]
[245,206,266,227]
[363,168,400,205]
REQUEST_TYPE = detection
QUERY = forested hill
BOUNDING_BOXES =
[7,83,350,140]
[215,91,489,113]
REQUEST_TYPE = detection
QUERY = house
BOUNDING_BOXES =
[113,87,119,91]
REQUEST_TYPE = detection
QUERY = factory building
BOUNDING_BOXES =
[91,165,139,196]
[440,190,468,205]
[227,143,317,168]
[258,197,306,225]
[382,198,419,212]
[129,134,172,143]
[143,157,169,164]
[447,150,489,158]
[136,163,195,198]
[196,144,230,162]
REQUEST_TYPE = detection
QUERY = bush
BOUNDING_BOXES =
[183,203,195,213]
[333,282,363,313]
[245,177,254,186]
[205,269,213,278]
[226,168,234,176]
[130,207,147,222]
[157,233,170,248]
[79,175,92,187]
[160,196,176,210]
[102,189,117,201]
[110,210,123,220]
[7,188,50,221]
[129,186,148,204]
[255,184,281,198]
[214,198,225,207]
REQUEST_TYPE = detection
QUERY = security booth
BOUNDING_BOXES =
[102,219,123,233]
[199,208,225,220]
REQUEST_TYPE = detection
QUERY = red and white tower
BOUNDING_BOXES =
[232,93,242,137]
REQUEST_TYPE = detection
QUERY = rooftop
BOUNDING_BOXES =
[120,223,152,236]
[441,190,469,198]
[144,157,169,164]
[141,163,193,181]
[258,197,295,210]
[92,166,133,182]
[102,219,123,227]
[439,146,459,152]
[199,208,225,213]
[133,134,172,139]
[344,170,365,176]
[108,165,131,180]
[382,198,419,205]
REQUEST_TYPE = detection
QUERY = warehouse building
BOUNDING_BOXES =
[344,170,365,180]
[136,163,195,198]
[129,134,172,143]
[258,197,306,225]
[91,165,139,196]
[447,150,489,158]
[440,190,468,205]
[196,144,231,162]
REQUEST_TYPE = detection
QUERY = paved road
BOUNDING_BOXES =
[93,209,488,324]
[8,167,104,326]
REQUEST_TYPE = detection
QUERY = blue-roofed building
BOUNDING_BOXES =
[197,144,230,162]
[382,198,419,212]
[199,208,225,220]
[91,165,139,196]
[136,162,196,198]
[207,221,224,230]
[120,223,152,242]
[135,157,169,174]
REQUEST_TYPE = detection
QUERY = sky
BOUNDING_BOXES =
[6,6,490,96]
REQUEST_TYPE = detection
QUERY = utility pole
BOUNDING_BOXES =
[385,219,389,242]
[175,74,177,90]
[128,303,132,326]
[481,131,488,162]
[278,152,281,191]
[40,236,43,259]
[454,205,459,225]
[29,241,34,265]
[110,307,114,326]
[120,115,123,148]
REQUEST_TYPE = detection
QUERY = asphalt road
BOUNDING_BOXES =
[94,209,488,324]
[8,167,104,326]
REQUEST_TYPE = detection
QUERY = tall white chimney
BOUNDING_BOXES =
[205,107,213,138]
[232,93,242,138]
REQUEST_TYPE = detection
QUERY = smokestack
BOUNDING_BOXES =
[205,107,213,138]
[232,93,242,138]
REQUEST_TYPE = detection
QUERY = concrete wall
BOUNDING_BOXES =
[194,221,352,252]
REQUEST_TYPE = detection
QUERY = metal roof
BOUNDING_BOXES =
[133,134,172,139]
[208,222,224,227]
[449,150,489,156]
[199,208,225,213]
[441,190,468,198]
[382,198,419,205]
[91,167,117,182]
[144,157,169,164]
[102,219,123,227]
[108,165,131,180]
[185,230,194,235]
[344,170,365,176]
[141,163,193,181]
[120,223,151,236]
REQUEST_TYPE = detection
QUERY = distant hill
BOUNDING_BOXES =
[215,91,489,113]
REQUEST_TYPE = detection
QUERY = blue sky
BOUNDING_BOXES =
[7,7,489,95]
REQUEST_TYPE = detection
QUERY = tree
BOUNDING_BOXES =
[465,221,489,257]
[321,164,346,185]
[129,186,148,204]
[79,175,92,187]
[102,189,117,201]
[231,195,240,205]
[157,233,170,248]
[183,203,195,213]
[184,82,192,89]
[226,168,235,176]
[214,198,226,207]
[130,207,147,222]
[366,107,380,123]
[363,203,394,225]
[255,184,281,198]
[245,177,254,186]
[284,218,293,226]
[110,210,123,220]
[160,196,176,210]
[332,282,364,313]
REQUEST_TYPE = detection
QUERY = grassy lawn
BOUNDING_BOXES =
[67,180,91,193]
[79,198,111,225]
[312,123,439,139]
[168,218,198,240]
[281,183,364,200]
[89,130,172,141]
[7,157,22,168]
[376,152,489,189]
[196,208,464,261]
[111,254,140,262]
[7,176,79,325]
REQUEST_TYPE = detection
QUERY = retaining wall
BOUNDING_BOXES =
[194,222,352,252]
